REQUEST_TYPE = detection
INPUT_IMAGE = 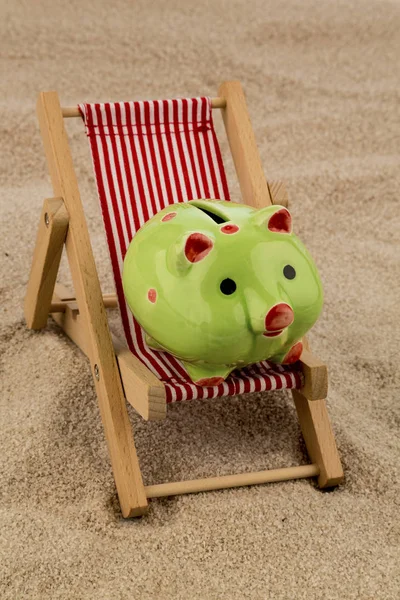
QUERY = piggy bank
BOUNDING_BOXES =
[122,200,323,386]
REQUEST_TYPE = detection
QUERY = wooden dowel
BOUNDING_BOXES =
[145,464,319,499]
[62,107,82,118]
[61,97,226,118]
[50,293,118,312]
[211,97,226,109]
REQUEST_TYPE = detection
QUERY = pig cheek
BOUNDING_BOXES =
[282,341,303,364]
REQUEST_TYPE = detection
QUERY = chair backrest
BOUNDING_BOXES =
[79,96,302,402]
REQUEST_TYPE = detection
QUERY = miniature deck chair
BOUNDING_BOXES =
[25,81,343,517]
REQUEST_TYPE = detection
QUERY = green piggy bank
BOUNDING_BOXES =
[122,200,323,386]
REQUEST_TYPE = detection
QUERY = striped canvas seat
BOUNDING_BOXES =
[79,97,303,403]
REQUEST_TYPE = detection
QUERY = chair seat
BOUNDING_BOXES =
[163,360,303,403]
[79,97,304,404]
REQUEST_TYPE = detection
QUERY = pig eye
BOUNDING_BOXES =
[283,265,296,280]
[220,278,237,295]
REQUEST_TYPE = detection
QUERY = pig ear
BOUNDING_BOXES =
[253,205,292,234]
[168,232,214,275]
[184,233,214,263]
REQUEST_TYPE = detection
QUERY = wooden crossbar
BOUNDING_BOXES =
[145,464,319,498]
[61,96,226,118]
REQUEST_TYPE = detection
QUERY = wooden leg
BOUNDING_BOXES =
[37,91,148,517]
[64,214,148,517]
[24,197,69,329]
[219,80,272,209]
[292,390,344,488]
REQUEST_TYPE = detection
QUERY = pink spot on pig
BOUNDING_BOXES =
[268,208,292,234]
[162,212,177,222]
[221,224,239,234]
[147,289,157,303]
[195,376,225,387]
[185,233,213,263]
[282,341,303,364]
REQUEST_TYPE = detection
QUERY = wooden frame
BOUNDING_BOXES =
[25,81,343,517]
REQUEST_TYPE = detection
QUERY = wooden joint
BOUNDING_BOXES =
[50,293,118,313]
[52,284,90,355]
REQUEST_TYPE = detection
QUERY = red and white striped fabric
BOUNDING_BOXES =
[79,97,303,403]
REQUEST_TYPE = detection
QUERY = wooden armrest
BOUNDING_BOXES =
[299,348,328,401]
[112,335,167,421]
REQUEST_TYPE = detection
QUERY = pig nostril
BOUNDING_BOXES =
[265,303,294,331]
[220,279,237,295]
[283,265,296,280]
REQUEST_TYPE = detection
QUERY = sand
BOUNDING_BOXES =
[1,1,399,598]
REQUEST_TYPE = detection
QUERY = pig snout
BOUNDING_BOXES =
[263,303,294,337]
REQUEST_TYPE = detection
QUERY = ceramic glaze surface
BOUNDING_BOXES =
[122,200,323,385]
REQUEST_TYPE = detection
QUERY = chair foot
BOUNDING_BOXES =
[292,390,344,488]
